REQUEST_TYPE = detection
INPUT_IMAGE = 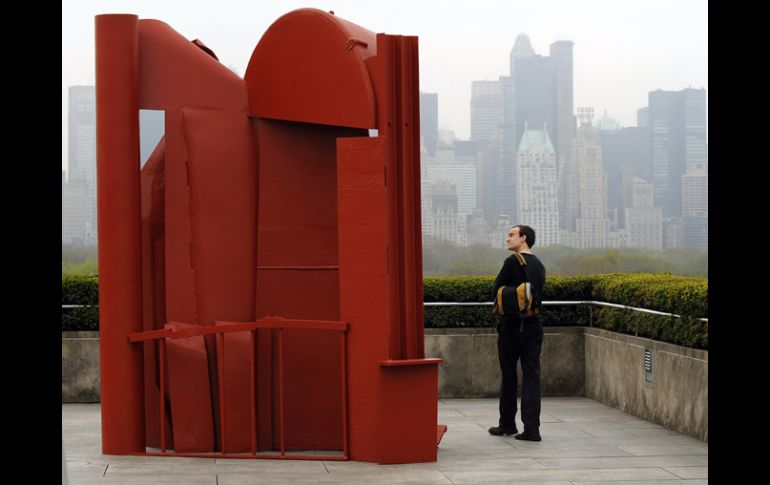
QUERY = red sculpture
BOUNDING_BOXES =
[95,9,445,464]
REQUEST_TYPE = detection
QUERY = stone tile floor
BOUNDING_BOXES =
[64,397,707,484]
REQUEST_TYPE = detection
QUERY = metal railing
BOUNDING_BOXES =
[127,317,349,460]
[63,301,708,323]
[423,301,708,324]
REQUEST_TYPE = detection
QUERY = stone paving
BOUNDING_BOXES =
[64,397,707,484]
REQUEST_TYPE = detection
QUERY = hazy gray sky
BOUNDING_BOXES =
[62,0,707,172]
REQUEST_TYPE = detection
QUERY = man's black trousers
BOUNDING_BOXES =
[497,318,543,432]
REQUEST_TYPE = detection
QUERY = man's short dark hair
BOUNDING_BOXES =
[513,224,536,248]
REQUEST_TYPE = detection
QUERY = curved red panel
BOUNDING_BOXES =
[245,8,377,128]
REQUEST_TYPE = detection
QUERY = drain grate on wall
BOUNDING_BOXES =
[644,347,654,384]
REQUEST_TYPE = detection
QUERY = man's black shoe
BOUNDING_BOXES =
[488,426,518,436]
[513,430,541,441]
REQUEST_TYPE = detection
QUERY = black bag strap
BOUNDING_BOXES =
[512,252,529,283]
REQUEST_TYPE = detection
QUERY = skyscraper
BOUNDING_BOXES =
[420,144,431,237]
[427,147,478,246]
[62,179,89,245]
[513,55,555,152]
[637,107,649,128]
[470,34,574,232]
[515,124,559,246]
[430,181,459,245]
[601,125,651,227]
[596,110,621,131]
[67,86,97,245]
[622,171,662,249]
[428,160,476,246]
[573,109,609,248]
[649,88,707,217]
[682,164,708,248]
[420,92,438,157]
[549,40,575,159]
[468,79,503,227]
[466,209,491,246]
[510,36,575,232]
[495,34,575,230]
[549,41,577,233]
[470,81,502,145]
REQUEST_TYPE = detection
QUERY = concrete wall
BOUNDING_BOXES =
[62,331,100,403]
[424,327,584,398]
[62,326,707,441]
[584,327,708,441]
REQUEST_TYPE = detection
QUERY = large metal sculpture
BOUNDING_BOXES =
[95,9,445,464]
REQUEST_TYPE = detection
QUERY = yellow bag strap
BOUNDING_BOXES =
[496,285,506,314]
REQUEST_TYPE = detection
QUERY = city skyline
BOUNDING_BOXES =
[62,0,707,172]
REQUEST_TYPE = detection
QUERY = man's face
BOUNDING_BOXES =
[506,227,524,251]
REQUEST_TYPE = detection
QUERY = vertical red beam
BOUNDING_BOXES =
[217,334,226,453]
[95,13,145,454]
[340,332,348,457]
[159,339,166,454]
[408,37,425,358]
[250,330,257,454]
[278,329,285,456]
[391,36,424,359]
[375,34,424,360]
[398,38,419,359]
[376,35,403,360]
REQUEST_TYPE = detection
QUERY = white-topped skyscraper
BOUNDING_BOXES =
[474,34,575,231]
[515,123,559,246]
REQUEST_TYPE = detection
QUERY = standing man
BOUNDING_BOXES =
[488,225,546,441]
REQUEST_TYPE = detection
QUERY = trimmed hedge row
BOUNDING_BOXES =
[424,273,707,349]
[62,273,708,348]
[61,274,99,331]
[589,273,708,349]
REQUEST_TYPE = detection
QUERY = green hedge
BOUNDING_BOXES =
[588,273,708,349]
[61,274,99,331]
[424,273,707,349]
[62,272,708,348]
